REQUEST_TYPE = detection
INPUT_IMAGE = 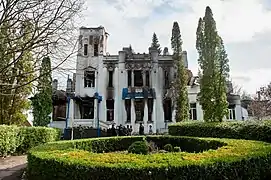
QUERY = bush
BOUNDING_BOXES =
[128,141,149,155]
[27,136,271,180]
[0,125,22,156]
[16,126,61,153]
[164,144,173,152]
[173,146,181,152]
[0,125,60,156]
[168,121,271,142]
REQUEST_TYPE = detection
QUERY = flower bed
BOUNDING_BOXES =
[168,120,271,142]
[27,136,271,180]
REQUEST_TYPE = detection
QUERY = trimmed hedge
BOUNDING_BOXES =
[27,136,271,180]
[0,125,61,156]
[169,120,271,142]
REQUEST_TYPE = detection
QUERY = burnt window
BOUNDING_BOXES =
[164,71,169,88]
[108,70,113,87]
[94,44,98,56]
[128,70,132,87]
[134,99,144,122]
[134,70,143,86]
[189,103,197,120]
[146,71,150,87]
[106,99,114,121]
[84,71,95,88]
[80,99,94,119]
[163,99,172,122]
[125,99,131,122]
[84,44,88,56]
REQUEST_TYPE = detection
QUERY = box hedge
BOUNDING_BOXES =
[168,120,271,142]
[0,125,61,156]
[27,136,271,180]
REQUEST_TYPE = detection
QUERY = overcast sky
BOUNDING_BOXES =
[54,0,271,95]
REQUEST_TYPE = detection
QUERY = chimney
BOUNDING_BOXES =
[52,79,58,91]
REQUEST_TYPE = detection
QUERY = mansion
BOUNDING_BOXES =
[50,26,245,134]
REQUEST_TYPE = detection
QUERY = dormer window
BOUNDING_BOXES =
[84,44,88,56]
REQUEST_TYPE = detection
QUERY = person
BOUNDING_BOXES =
[129,125,133,135]
[149,125,153,134]
[111,124,117,136]
[139,123,144,135]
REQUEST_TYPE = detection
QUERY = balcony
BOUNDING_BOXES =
[122,87,156,99]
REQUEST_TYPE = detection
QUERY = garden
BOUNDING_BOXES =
[1,120,271,180]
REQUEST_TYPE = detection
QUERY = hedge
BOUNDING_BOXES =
[0,125,61,156]
[168,120,271,142]
[27,136,271,180]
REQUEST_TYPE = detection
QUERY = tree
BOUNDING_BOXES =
[0,0,84,91]
[0,0,83,125]
[0,21,35,125]
[31,57,53,126]
[151,33,162,55]
[171,22,189,121]
[196,6,229,122]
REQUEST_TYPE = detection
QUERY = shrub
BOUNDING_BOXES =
[128,141,149,155]
[16,126,61,153]
[168,121,271,142]
[164,144,173,152]
[173,146,181,152]
[0,125,22,156]
[27,136,271,180]
[0,125,60,156]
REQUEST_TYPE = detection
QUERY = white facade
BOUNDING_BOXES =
[52,26,245,133]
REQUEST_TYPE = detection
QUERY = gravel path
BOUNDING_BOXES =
[0,156,27,180]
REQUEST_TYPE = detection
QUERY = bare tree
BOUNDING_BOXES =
[0,0,84,90]
[248,85,271,120]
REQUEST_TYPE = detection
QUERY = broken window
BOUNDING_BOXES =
[189,103,197,120]
[106,99,114,121]
[108,70,113,87]
[134,70,143,86]
[84,71,95,88]
[228,104,236,120]
[134,99,144,122]
[163,99,172,121]
[164,70,169,88]
[147,98,153,122]
[145,71,150,87]
[80,98,94,119]
[127,70,132,87]
[125,99,131,122]
[84,44,88,56]
[94,44,98,56]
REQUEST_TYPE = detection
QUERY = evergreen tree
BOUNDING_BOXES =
[171,22,189,121]
[151,33,162,55]
[31,57,53,126]
[196,6,229,122]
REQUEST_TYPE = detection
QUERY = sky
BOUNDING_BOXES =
[54,0,271,95]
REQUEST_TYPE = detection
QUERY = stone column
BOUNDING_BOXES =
[143,100,148,133]
[131,99,136,125]
[114,67,119,124]
[142,70,146,86]
[68,99,74,127]
[94,98,98,128]
[131,70,134,87]
[152,99,157,133]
